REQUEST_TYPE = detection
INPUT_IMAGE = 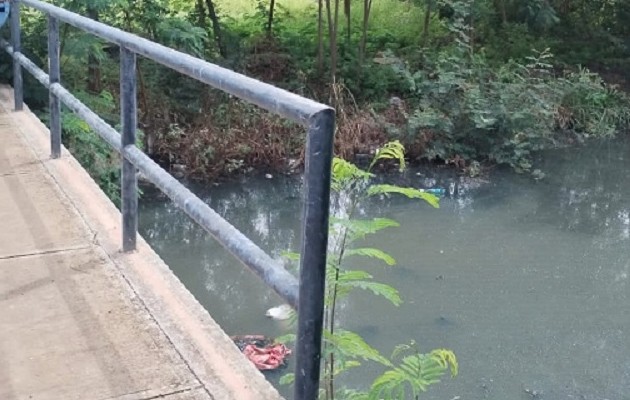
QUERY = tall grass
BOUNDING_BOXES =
[218,0,428,44]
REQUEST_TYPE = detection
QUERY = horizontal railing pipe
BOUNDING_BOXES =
[1,39,121,149]
[123,145,300,307]
[21,0,329,126]
[50,83,122,150]
[2,40,47,85]
[1,39,301,306]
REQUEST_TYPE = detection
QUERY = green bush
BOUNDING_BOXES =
[383,3,630,174]
[60,108,122,205]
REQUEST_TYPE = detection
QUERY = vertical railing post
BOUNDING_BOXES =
[48,15,61,158]
[120,47,138,252]
[294,108,335,400]
[10,0,22,111]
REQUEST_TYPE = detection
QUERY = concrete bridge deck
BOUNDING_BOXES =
[0,86,283,400]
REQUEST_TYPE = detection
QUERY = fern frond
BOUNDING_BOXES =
[281,251,300,261]
[332,359,362,376]
[344,247,397,266]
[340,280,402,306]
[274,333,296,345]
[368,348,458,400]
[336,389,369,400]
[325,330,391,366]
[369,370,406,400]
[332,269,402,305]
[391,341,415,360]
[369,140,406,172]
[331,217,400,241]
[367,184,440,208]
[279,373,294,385]
[429,348,459,377]
[337,269,372,281]
[332,157,373,191]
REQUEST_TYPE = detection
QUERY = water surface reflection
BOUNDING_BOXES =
[139,139,630,399]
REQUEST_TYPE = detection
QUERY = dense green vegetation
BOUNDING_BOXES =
[1,0,630,191]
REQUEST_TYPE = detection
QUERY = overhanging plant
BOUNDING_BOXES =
[279,140,457,399]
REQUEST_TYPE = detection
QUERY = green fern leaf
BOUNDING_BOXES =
[429,349,459,377]
[344,247,397,266]
[368,348,457,399]
[274,333,296,344]
[281,251,300,261]
[332,359,363,376]
[369,370,405,400]
[367,184,440,208]
[391,341,415,359]
[337,389,369,400]
[331,217,400,241]
[325,330,391,366]
[340,279,402,306]
[369,140,406,172]
[279,373,294,385]
[332,157,373,190]
[337,269,372,281]
[329,269,365,302]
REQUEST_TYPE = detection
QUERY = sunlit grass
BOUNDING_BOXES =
[217,0,427,42]
[218,0,310,16]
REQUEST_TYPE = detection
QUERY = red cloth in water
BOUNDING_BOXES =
[242,343,292,370]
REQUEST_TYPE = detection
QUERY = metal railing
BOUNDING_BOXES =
[3,1,335,398]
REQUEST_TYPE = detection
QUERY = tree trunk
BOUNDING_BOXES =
[195,0,207,28]
[469,10,475,56]
[494,0,507,25]
[325,0,338,83]
[86,6,102,94]
[421,0,433,46]
[344,0,351,45]
[358,0,371,65]
[204,0,227,57]
[267,0,276,36]
[331,0,340,83]
[317,0,324,74]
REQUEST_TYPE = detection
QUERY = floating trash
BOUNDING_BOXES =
[265,304,293,320]
[420,188,446,196]
[231,335,292,370]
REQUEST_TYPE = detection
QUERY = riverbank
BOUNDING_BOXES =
[3,0,629,198]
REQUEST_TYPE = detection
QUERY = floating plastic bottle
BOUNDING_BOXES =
[420,188,446,196]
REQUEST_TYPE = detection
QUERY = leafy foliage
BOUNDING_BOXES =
[369,345,458,400]
[367,185,440,208]
[383,4,630,173]
[343,247,396,266]
[60,108,122,204]
[330,217,400,242]
[34,89,124,204]
[325,329,391,366]
[282,142,454,399]
[369,140,406,171]
[334,269,402,306]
